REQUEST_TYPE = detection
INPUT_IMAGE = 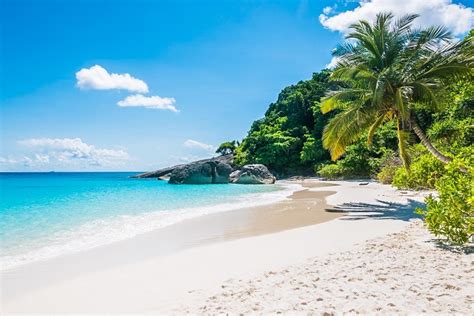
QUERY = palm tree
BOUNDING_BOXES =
[321,12,473,169]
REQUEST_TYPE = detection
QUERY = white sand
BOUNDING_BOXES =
[181,220,473,314]
[2,180,470,314]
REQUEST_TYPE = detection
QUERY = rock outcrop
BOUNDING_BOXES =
[229,164,276,184]
[169,159,233,184]
[131,165,184,179]
[132,155,233,179]
[133,156,276,185]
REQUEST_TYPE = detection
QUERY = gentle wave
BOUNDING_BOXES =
[0,182,302,271]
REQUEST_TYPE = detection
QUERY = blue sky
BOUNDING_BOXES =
[1,0,473,171]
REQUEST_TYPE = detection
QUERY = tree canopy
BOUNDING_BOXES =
[216,141,238,156]
[320,13,473,169]
[235,71,335,175]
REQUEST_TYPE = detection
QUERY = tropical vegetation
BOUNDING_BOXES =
[230,14,473,244]
[216,140,238,156]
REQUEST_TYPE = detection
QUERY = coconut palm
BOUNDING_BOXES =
[321,12,473,169]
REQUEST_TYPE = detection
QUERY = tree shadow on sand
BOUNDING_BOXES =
[326,199,474,254]
[325,199,425,222]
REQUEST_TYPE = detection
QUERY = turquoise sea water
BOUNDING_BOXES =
[0,172,292,270]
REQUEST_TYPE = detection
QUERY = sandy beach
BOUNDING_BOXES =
[182,220,473,314]
[1,180,472,314]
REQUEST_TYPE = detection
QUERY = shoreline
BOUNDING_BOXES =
[0,180,301,272]
[1,180,437,313]
[1,180,337,306]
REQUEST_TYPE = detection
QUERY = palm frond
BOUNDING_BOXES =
[332,42,357,57]
[410,81,440,110]
[421,63,472,80]
[395,88,410,122]
[320,89,368,113]
[372,75,386,108]
[322,107,375,160]
[392,14,419,37]
[367,114,387,146]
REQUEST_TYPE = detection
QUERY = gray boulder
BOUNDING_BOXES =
[168,159,233,184]
[132,155,233,179]
[229,164,276,184]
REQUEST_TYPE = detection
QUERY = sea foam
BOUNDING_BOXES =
[1,182,301,271]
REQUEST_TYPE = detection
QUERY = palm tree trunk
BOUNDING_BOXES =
[410,117,452,164]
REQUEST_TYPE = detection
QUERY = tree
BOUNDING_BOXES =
[320,13,473,169]
[235,71,333,174]
[216,141,237,156]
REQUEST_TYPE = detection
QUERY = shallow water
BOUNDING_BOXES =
[0,172,294,270]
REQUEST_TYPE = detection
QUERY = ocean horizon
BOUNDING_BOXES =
[0,172,296,270]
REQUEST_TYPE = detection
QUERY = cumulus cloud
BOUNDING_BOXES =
[183,139,215,151]
[319,0,473,35]
[117,94,178,112]
[17,138,129,167]
[76,65,149,93]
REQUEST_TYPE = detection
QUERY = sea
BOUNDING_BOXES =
[0,172,296,271]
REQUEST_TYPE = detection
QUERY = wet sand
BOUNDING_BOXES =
[2,180,436,313]
[1,181,339,309]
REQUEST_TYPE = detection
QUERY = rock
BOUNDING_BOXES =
[229,164,276,184]
[168,159,233,184]
[132,155,233,179]
[131,165,183,179]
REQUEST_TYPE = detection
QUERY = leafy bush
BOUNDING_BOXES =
[418,154,473,245]
[376,150,401,184]
[300,135,328,163]
[317,163,346,179]
[392,153,444,189]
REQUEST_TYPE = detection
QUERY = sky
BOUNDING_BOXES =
[1,0,473,171]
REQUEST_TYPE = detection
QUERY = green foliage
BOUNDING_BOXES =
[317,163,346,179]
[376,150,401,184]
[392,150,444,189]
[418,151,474,245]
[317,142,382,179]
[393,74,474,190]
[427,77,474,152]
[300,135,327,163]
[233,17,472,245]
[321,12,472,167]
[216,141,238,156]
[318,122,399,180]
[235,71,333,174]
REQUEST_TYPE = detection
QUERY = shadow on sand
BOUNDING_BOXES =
[325,199,425,222]
[327,199,474,254]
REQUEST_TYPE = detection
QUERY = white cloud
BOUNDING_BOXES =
[117,94,178,112]
[17,138,129,167]
[76,65,149,93]
[319,0,473,36]
[0,157,20,164]
[183,139,215,151]
[325,56,341,69]
[323,6,333,15]
[0,155,48,167]
[34,153,50,164]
